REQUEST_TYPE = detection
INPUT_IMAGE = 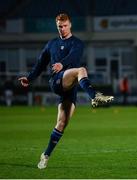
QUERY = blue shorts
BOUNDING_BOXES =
[49,71,77,105]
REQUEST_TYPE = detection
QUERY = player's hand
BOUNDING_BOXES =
[52,63,63,73]
[18,77,29,87]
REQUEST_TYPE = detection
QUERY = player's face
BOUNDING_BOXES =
[56,20,72,38]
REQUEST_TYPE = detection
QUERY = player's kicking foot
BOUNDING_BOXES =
[91,92,114,107]
[37,153,49,169]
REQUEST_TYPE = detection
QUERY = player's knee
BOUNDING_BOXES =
[79,67,87,73]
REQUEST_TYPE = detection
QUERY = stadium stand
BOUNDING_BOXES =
[1,0,137,19]
[0,0,137,105]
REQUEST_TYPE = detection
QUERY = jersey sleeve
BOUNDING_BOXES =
[61,41,84,68]
[27,43,51,82]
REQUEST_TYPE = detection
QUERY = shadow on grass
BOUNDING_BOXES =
[0,162,36,169]
[0,162,91,170]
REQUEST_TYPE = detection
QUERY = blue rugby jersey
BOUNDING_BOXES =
[27,35,84,81]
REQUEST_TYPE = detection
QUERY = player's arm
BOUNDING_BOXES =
[27,45,50,82]
[18,44,50,87]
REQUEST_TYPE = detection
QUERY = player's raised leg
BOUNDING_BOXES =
[62,67,114,107]
[62,67,95,99]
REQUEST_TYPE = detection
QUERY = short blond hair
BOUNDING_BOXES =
[56,13,71,22]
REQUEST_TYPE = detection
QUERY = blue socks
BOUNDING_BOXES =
[79,77,95,99]
[44,128,63,156]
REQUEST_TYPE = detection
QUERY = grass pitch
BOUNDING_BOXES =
[0,106,137,179]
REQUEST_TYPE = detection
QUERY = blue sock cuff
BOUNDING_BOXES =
[51,128,63,139]
[79,77,88,83]
[53,128,63,136]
